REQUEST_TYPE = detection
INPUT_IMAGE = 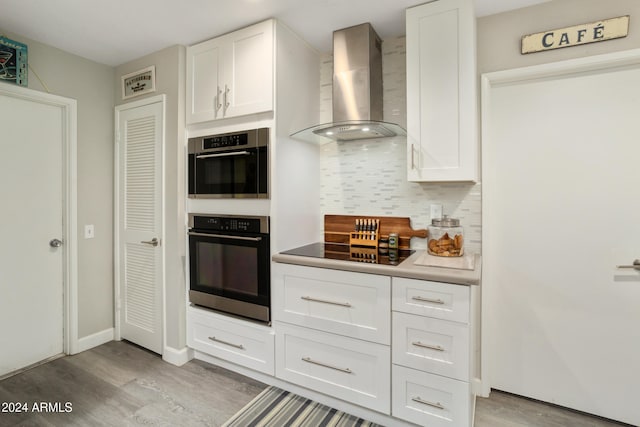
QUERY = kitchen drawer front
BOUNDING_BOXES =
[187,307,275,375]
[392,312,469,381]
[392,365,471,427]
[392,277,469,323]
[273,263,391,344]
[275,322,391,414]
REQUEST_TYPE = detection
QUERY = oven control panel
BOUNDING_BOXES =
[190,214,268,234]
[202,133,248,149]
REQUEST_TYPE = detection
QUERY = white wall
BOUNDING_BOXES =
[1,31,116,339]
[478,0,640,74]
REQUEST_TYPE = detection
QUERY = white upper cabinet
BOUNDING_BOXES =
[186,20,274,124]
[406,0,478,182]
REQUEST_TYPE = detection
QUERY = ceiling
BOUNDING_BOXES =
[0,0,551,67]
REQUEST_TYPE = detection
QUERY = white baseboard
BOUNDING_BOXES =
[163,346,194,366]
[474,377,491,398]
[74,328,114,354]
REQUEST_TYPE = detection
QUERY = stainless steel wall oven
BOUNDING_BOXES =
[188,128,269,199]
[188,214,270,323]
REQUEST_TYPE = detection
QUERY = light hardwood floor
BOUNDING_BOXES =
[475,391,630,427]
[0,341,631,426]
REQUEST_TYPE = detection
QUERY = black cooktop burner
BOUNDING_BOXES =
[281,242,414,266]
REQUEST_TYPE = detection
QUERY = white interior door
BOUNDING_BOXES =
[0,90,65,377]
[116,97,164,354]
[483,55,640,425]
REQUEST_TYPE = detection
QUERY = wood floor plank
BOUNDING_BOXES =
[0,357,142,427]
[0,341,266,427]
[62,342,154,388]
[1,341,631,427]
[70,341,267,425]
[475,390,630,427]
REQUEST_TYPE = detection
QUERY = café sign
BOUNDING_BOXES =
[522,16,629,54]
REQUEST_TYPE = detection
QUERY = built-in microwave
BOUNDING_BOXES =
[188,128,269,199]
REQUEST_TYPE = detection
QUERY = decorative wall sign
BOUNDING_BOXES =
[0,36,28,86]
[522,16,630,54]
[121,66,156,99]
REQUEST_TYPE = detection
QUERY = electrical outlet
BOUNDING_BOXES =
[429,204,443,221]
[84,224,95,239]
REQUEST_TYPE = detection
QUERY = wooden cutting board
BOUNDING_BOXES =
[324,214,428,249]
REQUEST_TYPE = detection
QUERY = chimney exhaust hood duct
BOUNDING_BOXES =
[291,23,406,143]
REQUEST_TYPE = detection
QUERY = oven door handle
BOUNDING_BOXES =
[188,231,262,242]
[196,151,250,159]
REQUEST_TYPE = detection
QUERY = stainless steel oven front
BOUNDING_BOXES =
[188,214,270,323]
[188,128,269,199]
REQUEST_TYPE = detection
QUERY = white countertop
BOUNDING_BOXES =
[272,249,481,286]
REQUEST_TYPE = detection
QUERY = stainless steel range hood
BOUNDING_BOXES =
[291,23,406,143]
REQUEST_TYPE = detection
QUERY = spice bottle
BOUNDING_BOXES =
[388,233,399,249]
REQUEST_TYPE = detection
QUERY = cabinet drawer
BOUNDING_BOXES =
[275,322,391,414]
[187,307,274,375]
[392,312,469,381]
[273,263,391,344]
[392,277,469,323]
[392,365,471,427]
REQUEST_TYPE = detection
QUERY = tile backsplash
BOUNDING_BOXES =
[317,36,482,253]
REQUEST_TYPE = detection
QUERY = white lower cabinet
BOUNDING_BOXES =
[273,263,391,344]
[391,276,473,426]
[392,277,470,323]
[187,307,275,375]
[275,322,391,413]
[184,262,479,426]
[392,365,470,427]
[392,311,469,381]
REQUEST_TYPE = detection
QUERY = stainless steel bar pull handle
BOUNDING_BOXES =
[616,259,640,270]
[196,151,250,159]
[141,238,159,247]
[188,232,262,242]
[411,144,416,169]
[300,296,352,307]
[208,336,244,350]
[301,357,352,374]
[412,341,445,352]
[412,396,445,410]
[224,84,230,110]
[412,295,445,305]
[215,86,222,114]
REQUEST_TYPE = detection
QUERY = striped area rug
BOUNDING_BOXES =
[222,386,383,427]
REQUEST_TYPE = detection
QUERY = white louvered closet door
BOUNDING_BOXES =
[116,97,164,354]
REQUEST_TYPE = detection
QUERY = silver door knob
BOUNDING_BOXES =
[140,237,159,247]
[50,238,63,248]
[616,259,640,270]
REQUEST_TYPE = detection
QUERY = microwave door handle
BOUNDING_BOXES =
[196,151,251,159]
[188,231,262,242]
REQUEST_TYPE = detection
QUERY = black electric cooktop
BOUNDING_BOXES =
[281,242,414,266]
